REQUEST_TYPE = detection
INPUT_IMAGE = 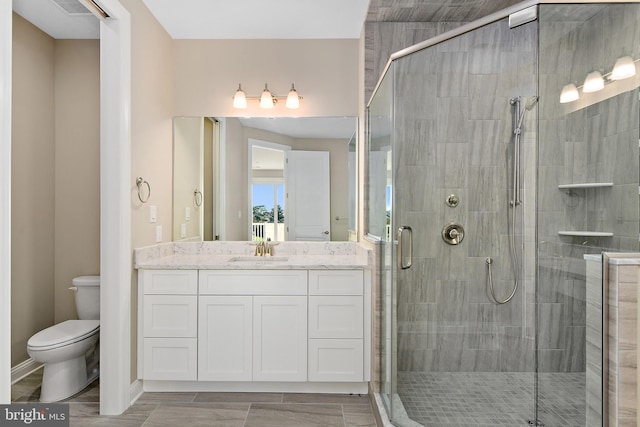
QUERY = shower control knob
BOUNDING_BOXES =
[442,223,464,245]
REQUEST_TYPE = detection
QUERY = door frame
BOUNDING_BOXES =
[0,0,132,414]
[0,0,12,404]
[247,139,291,240]
[91,0,132,415]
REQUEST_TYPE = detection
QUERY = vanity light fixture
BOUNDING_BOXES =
[610,55,637,80]
[560,55,639,103]
[559,83,580,103]
[582,71,605,93]
[233,84,247,109]
[232,83,302,109]
[260,84,274,109]
[286,84,300,109]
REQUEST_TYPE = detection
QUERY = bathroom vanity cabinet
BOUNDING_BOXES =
[137,268,368,393]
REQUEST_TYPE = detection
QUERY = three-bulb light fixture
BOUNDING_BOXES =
[560,55,637,103]
[233,83,302,109]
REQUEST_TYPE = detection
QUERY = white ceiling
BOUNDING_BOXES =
[12,0,99,39]
[239,117,357,139]
[13,0,370,40]
[141,0,371,39]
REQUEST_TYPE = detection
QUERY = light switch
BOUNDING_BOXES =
[149,205,157,223]
[237,210,242,219]
[155,225,162,243]
[181,223,187,238]
[185,207,191,221]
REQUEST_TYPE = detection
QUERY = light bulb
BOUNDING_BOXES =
[611,56,636,80]
[260,84,274,109]
[560,83,579,103]
[233,84,247,109]
[286,84,300,109]
[583,71,604,93]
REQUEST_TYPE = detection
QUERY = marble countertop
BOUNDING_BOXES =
[134,241,371,270]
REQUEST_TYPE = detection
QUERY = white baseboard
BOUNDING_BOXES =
[11,358,42,384]
[130,380,143,405]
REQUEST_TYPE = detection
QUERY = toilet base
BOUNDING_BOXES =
[39,352,99,403]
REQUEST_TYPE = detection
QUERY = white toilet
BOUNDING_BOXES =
[27,276,100,402]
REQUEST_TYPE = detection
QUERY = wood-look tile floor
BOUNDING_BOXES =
[12,370,379,427]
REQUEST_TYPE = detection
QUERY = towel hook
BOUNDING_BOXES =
[136,177,151,203]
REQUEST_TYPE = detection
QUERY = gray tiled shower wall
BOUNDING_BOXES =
[391,18,538,373]
[381,3,640,376]
[537,3,640,373]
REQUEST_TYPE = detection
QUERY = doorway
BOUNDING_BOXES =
[248,140,289,242]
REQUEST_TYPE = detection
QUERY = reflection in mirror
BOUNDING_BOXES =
[347,131,357,239]
[368,72,393,242]
[173,116,357,242]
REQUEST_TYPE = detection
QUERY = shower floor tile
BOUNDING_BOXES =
[396,371,585,427]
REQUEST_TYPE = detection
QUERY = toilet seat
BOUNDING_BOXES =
[28,320,99,351]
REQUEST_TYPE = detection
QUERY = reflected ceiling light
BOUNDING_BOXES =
[610,56,637,80]
[286,84,300,109]
[232,84,247,109]
[560,83,580,103]
[582,71,604,93]
[232,83,302,109]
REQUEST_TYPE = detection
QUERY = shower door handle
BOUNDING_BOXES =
[397,226,413,270]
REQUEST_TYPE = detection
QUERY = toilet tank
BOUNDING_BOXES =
[72,276,100,320]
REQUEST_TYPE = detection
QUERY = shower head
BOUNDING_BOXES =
[524,96,539,111]
[515,96,538,131]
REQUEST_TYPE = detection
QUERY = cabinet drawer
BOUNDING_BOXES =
[199,270,307,295]
[143,270,198,294]
[143,338,197,381]
[308,339,363,382]
[143,295,197,337]
[309,296,363,339]
[308,270,363,295]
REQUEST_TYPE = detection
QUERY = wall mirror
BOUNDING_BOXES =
[173,116,357,242]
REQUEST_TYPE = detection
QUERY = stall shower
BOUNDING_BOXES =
[368,2,640,426]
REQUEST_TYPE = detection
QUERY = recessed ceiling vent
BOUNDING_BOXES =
[50,0,92,15]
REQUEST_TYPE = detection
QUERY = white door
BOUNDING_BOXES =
[253,296,307,382]
[285,151,330,241]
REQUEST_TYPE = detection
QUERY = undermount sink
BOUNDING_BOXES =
[228,256,289,263]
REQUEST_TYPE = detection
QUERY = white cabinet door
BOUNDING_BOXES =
[143,295,197,338]
[308,339,363,382]
[198,296,252,381]
[253,296,307,382]
[143,337,197,381]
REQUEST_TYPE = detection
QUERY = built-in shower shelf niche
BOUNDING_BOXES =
[558,182,614,190]
[558,231,613,237]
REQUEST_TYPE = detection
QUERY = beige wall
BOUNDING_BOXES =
[11,16,100,366]
[124,0,174,250]
[120,0,174,382]
[173,39,359,118]
[222,118,246,240]
[53,40,100,323]
[173,117,202,241]
[11,13,55,366]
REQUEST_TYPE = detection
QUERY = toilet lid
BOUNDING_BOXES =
[28,320,99,349]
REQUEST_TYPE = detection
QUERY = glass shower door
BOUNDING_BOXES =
[378,15,538,426]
